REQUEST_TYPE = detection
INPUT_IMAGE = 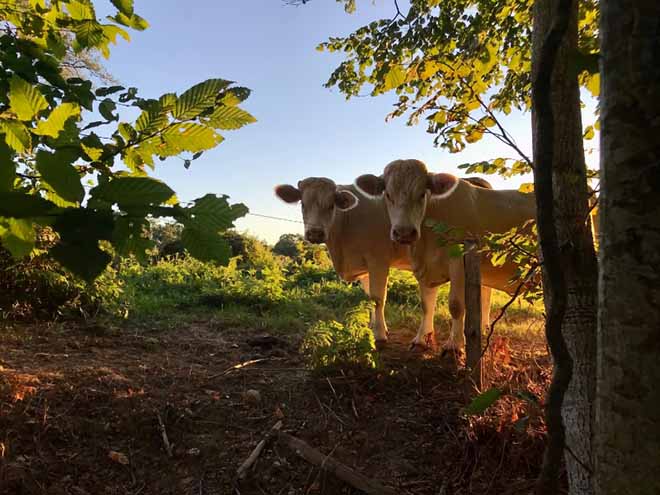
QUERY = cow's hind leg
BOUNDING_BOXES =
[481,286,492,337]
[411,284,438,349]
[444,260,466,352]
[367,265,389,343]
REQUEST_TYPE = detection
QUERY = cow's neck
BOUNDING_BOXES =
[426,179,536,235]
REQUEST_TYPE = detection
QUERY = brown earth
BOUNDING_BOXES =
[0,319,553,495]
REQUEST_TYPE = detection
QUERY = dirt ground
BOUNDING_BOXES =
[0,318,554,495]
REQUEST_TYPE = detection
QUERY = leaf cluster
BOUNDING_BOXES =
[317,0,599,171]
[0,0,256,280]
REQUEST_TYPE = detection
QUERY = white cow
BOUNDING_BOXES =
[275,176,494,350]
[355,159,537,350]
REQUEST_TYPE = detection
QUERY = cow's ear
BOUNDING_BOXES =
[274,184,301,204]
[335,190,359,211]
[428,173,459,198]
[355,174,385,198]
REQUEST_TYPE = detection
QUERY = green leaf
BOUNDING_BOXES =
[134,107,167,133]
[0,192,57,218]
[0,141,16,191]
[34,102,81,138]
[99,98,118,121]
[219,87,251,106]
[1,218,35,258]
[464,388,502,415]
[74,20,106,50]
[382,65,406,92]
[67,1,95,20]
[81,134,104,161]
[91,176,175,207]
[53,208,115,243]
[173,79,232,120]
[448,243,465,258]
[111,12,149,31]
[96,85,125,97]
[117,122,137,142]
[36,149,84,203]
[51,241,112,281]
[8,75,49,121]
[1,120,32,152]
[112,216,153,261]
[181,226,232,263]
[161,123,223,153]
[206,105,256,130]
[187,194,248,231]
[111,0,134,16]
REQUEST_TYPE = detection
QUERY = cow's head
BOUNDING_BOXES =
[355,159,458,244]
[274,177,359,244]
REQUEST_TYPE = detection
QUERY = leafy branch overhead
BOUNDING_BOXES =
[315,0,599,175]
[0,0,256,280]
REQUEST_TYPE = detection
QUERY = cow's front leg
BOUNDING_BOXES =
[359,275,375,328]
[367,266,389,343]
[445,260,466,352]
[411,284,438,349]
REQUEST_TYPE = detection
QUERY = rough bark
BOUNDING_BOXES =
[532,1,599,494]
[596,2,660,494]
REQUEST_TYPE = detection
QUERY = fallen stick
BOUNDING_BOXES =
[277,431,397,495]
[209,358,270,379]
[156,412,174,457]
[236,420,283,480]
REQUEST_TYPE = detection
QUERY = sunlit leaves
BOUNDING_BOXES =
[0,1,252,280]
[318,0,598,155]
[381,65,406,92]
[9,75,49,120]
[34,103,81,138]
[1,120,32,152]
[173,78,231,120]
[111,0,134,16]
[0,218,36,258]
[205,106,256,130]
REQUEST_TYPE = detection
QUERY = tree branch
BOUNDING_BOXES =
[531,1,574,494]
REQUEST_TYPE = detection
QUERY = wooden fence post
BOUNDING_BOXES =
[463,240,483,391]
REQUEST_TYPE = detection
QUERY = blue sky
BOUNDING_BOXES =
[99,1,596,244]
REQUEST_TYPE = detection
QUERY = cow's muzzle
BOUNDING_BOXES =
[305,228,325,244]
[392,225,418,244]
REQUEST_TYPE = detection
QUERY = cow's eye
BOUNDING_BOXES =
[385,192,392,202]
[419,192,425,201]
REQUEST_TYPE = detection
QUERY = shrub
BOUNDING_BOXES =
[301,301,378,371]
[0,229,125,320]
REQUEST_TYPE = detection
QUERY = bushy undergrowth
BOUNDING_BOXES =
[1,230,542,344]
[301,301,378,370]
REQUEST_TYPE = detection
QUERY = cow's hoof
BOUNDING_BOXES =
[409,333,437,352]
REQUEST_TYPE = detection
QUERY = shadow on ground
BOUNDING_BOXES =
[0,320,552,495]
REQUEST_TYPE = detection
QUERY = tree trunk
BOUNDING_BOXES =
[595,2,660,493]
[532,1,599,494]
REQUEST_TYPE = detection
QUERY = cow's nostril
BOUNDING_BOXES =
[392,226,418,244]
[305,229,325,243]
